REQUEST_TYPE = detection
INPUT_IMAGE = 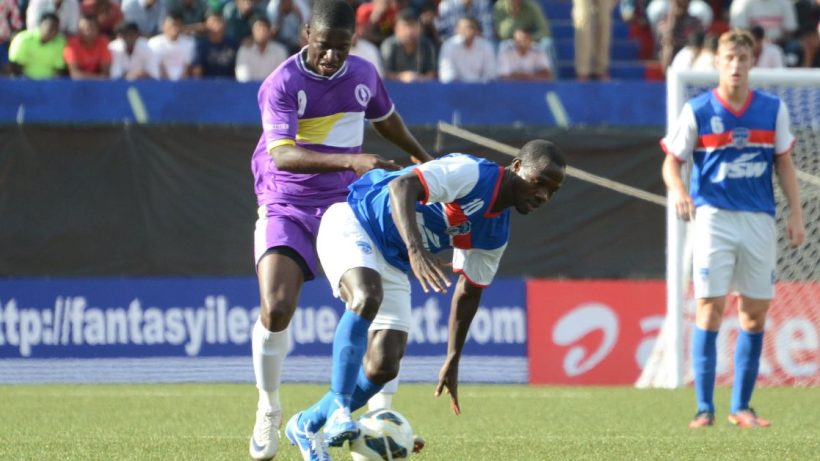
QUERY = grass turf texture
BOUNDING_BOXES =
[1,384,818,460]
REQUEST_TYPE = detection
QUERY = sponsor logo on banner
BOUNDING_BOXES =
[527,280,665,385]
[0,278,526,359]
[527,280,820,385]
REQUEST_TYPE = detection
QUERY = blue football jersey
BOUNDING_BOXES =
[348,154,509,285]
[662,89,795,216]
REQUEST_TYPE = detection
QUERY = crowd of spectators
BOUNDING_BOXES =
[0,0,818,82]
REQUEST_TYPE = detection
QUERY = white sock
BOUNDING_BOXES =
[368,376,399,410]
[252,318,289,410]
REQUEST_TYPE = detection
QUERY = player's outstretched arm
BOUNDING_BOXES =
[662,154,696,221]
[270,144,400,175]
[435,275,483,416]
[775,153,806,247]
[387,172,451,293]
[371,111,434,164]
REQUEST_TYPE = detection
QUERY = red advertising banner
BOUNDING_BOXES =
[527,280,665,385]
[527,280,820,385]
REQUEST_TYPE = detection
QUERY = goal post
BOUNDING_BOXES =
[637,69,820,389]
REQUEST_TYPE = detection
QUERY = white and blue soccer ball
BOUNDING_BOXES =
[349,409,414,461]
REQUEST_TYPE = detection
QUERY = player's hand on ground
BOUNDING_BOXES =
[408,246,451,294]
[673,189,696,221]
[435,356,460,415]
[787,213,806,247]
[351,154,401,175]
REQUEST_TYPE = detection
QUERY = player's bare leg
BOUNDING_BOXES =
[689,296,726,428]
[728,296,771,427]
[250,252,305,460]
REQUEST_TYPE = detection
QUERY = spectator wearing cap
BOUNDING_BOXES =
[122,0,166,36]
[436,0,494,40]
[64,14,111,78]
[497,26,553,80]
[438,15,495,82]
[9,12,66,78]
[235,16,288,81]
[266,0,308,54]
[192,10,237,78]
[27,0,80,35]
[381,8,436,82]
[148,12,195,79]
[109,21,160,78]
[222,0,265,43]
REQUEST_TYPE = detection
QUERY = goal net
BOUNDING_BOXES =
[637,69,820,389]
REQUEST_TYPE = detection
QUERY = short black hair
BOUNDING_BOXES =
[39,12,60,25]
[206,9,224,19]
[310,0,356,32]
[458,15,481,33]
[397,8,418,23]
[516,140,566,171]
[117,22,140,35]
[252,15,271,28]
[750,25,765,41]
[165,11,185,23]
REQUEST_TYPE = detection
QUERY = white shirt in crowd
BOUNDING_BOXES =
[349,38,383,77]
[109,36,160,79]
[235,40,288,82]
[755,42,785,68]
[147,33,195,80]
[496,40,552,78]
[729,0,797,42]
[438,35,496,83]
[669,46,716,72]
[26,0,80,35]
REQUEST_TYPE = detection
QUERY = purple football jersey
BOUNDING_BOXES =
[251,51,395,207]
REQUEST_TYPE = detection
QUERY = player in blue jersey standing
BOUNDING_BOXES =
[284,140,566,460]
[661,29,805,428]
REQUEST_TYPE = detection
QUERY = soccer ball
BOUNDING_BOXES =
[349,409,414,461]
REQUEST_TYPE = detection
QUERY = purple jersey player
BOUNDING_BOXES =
[248,2,432,460]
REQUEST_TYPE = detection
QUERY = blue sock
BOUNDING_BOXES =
[299,391,338,433]
[731,329,764,414]
[329,310,371,412]
[349,367,384,412]
[692,327,718,413]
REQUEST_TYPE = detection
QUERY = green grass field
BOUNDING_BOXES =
[1,383,818,460]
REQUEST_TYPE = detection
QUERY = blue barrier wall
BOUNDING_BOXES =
[0,277,527,383]
[0,79,666,126]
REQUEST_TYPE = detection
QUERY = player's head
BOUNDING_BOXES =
[716,29,754,90]
[508,140,566,215]
[305,0,356,76]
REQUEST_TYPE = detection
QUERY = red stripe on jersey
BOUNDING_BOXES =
[413,168,430,204]
[712,89,754,117]
[444,202,472,249]
[697,130,775,149]
[484,166,506,218]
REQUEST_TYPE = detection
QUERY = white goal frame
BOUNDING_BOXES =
[638,69,820,389]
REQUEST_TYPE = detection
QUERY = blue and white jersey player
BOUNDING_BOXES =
[284,141,566,460]
[661,30,805,429]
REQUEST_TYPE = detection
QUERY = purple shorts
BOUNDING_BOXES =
[254,203,325,279]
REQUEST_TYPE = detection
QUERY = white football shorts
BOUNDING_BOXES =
[692,205,776,300]
[317,202,412,333]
